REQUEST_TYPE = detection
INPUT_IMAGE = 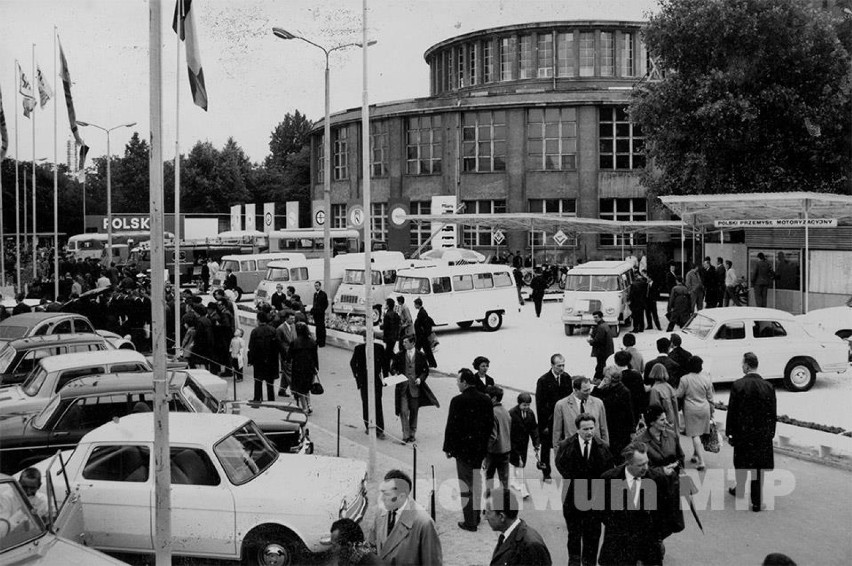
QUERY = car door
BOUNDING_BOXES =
[77,443,154,551]
[750,320,793,379]
[708,320,748,382]
[169,446,237,557]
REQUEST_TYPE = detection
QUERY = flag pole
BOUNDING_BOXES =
[53,26,59,300]
[32,44,37,281]
[14,63,21,292]
[174,0,182,354]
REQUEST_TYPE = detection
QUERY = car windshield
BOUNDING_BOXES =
[22,366,49,397]
[0,345,15,372]
[181,377,220,413]
[0,325,28,341]
[31,396,60,430]
[0,480,45,551]
[682,313,716,339]
[213,421,278,485]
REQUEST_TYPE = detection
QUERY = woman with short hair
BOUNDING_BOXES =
[676,356,715,469]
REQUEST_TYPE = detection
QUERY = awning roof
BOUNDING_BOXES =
[659,192,852,226]
[405,213,684,234]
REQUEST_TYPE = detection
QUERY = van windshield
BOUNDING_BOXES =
[394,276,431,294]
[265,268,290,282]
[591,275,621,292]
[564,275,591,291]
[344,270,383,285]
[221,260,240,272]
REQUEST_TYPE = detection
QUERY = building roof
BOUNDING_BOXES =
[659,192,852,226]
[405,213,684,235]
[81,412,249,446]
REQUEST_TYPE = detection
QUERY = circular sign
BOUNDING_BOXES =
[264,212,273,227]
[391,206,408,226]
[315,209,326,226]
[349,205,365,227]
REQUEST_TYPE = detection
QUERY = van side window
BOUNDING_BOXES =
[452,275,474,292]
[431,277,451,294]
[493,272,513,287]
[474,273,494,289]
[290,267,309,281]
[383,270,397,285]
[240,260,256,271]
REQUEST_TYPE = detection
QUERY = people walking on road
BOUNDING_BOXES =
[485,385,512,490]
[395,296,414,351]
[614,351,647,426]
[555,413,613,566]
[645,272,663,331]
[628,274,648,333]
[723,260,739,306]
[643,337,681,388]
[592,365,634,460]
[380,298,401,363]
[751,253,775,308]
[620,332,644,373]
[391,335,438,443]
[676,356,715,470]
[473,355,496,393]
[311,281,329,347]
[535,354,573,482]
[648,363,681,434]
[350,336,387,438]
[703,257,719,309]
[443,368,493,532]
[275,310,296,397]
[229,328,246,383]
[290,321,319,413]
[413,298,437,368]
[666,277,692,331]
[529,269,548,318]
[485,487,552,566]
[715,257,727,307]
[369,469,443,566]
[727,352,777,512]
[247,311,280,402]
[508,392,539,499]
[553,376,609,447]
[667,333,692,384]
[685,262,705,312]
[588,311,614,382]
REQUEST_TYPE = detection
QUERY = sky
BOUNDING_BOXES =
[0,0,658,165]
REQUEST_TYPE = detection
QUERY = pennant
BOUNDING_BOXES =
[17,62,37,118]
[173,0,208,111]
[36,64,53,108]
[0,83,8,159]
[58,36,89,168]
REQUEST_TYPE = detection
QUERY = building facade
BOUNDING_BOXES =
[309,20,672,263]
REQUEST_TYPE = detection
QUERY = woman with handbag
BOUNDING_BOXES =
[290,322,319,414]
[676,356,716,470]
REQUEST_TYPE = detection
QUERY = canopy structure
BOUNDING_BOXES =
[405,212,683,234]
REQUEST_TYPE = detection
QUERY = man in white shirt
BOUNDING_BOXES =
[723,260,739,306]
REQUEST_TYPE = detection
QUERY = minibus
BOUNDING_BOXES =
[331,251,406,318]
[561,260,635,336]
[210,252,306,300]
[255,253,370,309]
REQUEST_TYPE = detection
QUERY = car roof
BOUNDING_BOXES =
[396,263,511,275]
[567,260,634,275]
[82,412,249,445]
[0,312,82,326]
[694,307,796,321]
[4,333,107,350]
[54,371,185,399]
[38,349,147,372]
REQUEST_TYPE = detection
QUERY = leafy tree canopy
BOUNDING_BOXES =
[631,0,851,196]
[266,110,313,170]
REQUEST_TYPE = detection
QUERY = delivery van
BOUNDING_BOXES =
[210,252,306,300]
[331,252,407,318]
[561,260,634,336]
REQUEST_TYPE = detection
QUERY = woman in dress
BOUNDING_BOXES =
[676,356,715,470]
[648,363,680,434]
[290,322,319,414]
[635,404,685,542]
[472,355,495,393]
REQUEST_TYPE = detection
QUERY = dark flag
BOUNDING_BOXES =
[58,36,89,168]
[173,0,208,111]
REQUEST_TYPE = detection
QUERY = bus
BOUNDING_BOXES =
[66,231,174,261]
[331,251,407,318]
[211,252,306,300]
[267,229,388,258]
[255,253,374,309]
[389,263,521,332]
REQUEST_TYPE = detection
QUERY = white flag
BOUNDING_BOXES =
[36,64,53,108]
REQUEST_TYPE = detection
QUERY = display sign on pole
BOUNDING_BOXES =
[263,202,275,233]
[286,201,299,229]
[312,200,325,228]
[230,205,242,231]
[553,230,568,246]
[714,218,837,228]
[430,195,458,249]
[348,204,365,228]
[492,229,505,245]
[244,203,256,232]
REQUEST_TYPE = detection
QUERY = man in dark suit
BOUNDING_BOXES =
[555,414,613,566]
[270,283,287,311]
[311,281,329,347]
[614,351,647,426]
[350,337,388,438]
[485,487,552,566]
[529,269,548,318]
[591,367,634,460]
[628,275,648,333]
[391,336,435,443]
[667,333,692,387]
[535,354,573,482]
[598,442,669,566]
[750,252,774,308]
[223,268,238,293]
[12,293,32,315]
[643,337,680,388]
[413,298,437,367]
[275,310,296,397]
[588,311,614,382]
[443,368,494,532]
[727,352,777,512]
[380,297,401,364]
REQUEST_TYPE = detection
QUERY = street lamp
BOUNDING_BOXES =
[76,121,136,265]
[271,27,375,292]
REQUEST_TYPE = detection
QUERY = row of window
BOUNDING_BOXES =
[431,29,642,93]
[317,107,643,179]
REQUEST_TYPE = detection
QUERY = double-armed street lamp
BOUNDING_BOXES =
[76,121,136,265]
[271,27,375,292]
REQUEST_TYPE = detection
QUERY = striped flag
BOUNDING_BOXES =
[0,83,8,159]
[58,35,89,169]
[173,0,208,111]
[36,64,53,108]
[17,62,37,118]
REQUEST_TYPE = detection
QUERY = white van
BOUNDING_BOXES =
[255,253,371,309]
[211,252,306,300]
[332,251,407,318]
[561,260,635,336]
[389,263,521,332]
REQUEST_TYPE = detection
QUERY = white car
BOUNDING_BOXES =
[665,307,849,392]
[797,299,852,359]
[32,413,367,565]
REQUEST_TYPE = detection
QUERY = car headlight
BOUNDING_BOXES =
[605,307,615,314]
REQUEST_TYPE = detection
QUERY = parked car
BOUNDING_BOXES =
[0,471,127,565]
[0,349,151,418]
[797,297,852,360]
[0,370,311,474]
[0,313,134,350]
[28,413,366,565]
[660,307,849,392]
[561,260,635,336]
[0,334,111,386]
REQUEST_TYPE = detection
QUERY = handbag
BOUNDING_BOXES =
[310,373,325,395]
[701,421,721,453]
[631,413,647,441]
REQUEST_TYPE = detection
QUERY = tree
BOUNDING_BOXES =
[630,0,852,196]
[111,132,151,212]
[265,110,313,170]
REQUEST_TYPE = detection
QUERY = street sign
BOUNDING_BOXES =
[714,218,837,228]
[493,229,505,245]
[315,209,326,226]
[553,230,568,246]
[349,205,365,227]
[391,206,407,226]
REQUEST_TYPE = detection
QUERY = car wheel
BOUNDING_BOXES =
[783,359,816,392]
[482,311,503,332]
[456,321,473,329]
[564,324,574,336]
[243,528,304,566]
